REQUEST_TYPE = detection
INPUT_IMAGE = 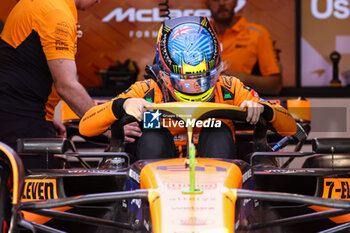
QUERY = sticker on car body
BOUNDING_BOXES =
[323,178,350,199]
[22,179,58,201]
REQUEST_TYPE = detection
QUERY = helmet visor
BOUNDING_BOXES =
[161,65,221,94]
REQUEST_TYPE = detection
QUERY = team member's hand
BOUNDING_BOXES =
[123,98,153,121]
[123,122,142,143]
[102,130,111,141]
[53,118,67,138]
[240,100,264,125]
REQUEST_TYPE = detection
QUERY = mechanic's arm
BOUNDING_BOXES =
[48,59,95,118]
[79,98,153,137]
[222,70,282,96]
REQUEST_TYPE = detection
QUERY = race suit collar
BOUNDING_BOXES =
[230,16,247,33]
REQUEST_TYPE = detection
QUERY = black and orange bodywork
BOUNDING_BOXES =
[2,146,350,233]
[6,155,254,233]
[1,101,350,233]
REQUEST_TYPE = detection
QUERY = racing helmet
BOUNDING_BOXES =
[156,16,221,102]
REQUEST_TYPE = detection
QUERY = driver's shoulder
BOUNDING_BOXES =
[131,79,158,91]
[216,75,240,90]
[128,79,160,101]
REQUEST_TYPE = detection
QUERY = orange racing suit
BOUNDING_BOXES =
[79,75,296,146]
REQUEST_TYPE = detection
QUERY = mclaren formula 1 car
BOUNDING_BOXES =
[1,102,350,233]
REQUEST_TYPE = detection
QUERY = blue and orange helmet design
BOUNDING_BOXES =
[156,16,221,102]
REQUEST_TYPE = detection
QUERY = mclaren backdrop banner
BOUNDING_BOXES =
[76,0,211,87]
[75,0,296,88]
[301,0,350,87]
[0,0,295,88]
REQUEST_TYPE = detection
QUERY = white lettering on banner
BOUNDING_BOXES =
[102,8,211,23]
[334,0,350,18]
[102,0,246,38]
[169,9,211,19]
[102,0,247,23]
[311,0,350,19]
[129,30,159,38]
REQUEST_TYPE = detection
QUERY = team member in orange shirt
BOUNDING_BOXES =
[206,0,282,95]
[79,16,296,160]
[0,0,101,149]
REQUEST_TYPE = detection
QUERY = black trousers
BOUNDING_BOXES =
[0,112,56,151]
[134,123,236,160]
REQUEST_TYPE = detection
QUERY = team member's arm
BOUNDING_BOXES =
[53,118,67,138]
[38,9,95,117]
[48,59,95,118]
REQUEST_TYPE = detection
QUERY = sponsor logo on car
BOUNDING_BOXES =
[22,179,58,201]
[323,178,350,199]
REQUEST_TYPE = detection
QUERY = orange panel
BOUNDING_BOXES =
[140,158,243,232]
[309,205,350,224]
[22,207,72,225]
[61,101,79,122]
[287,99,311,122]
